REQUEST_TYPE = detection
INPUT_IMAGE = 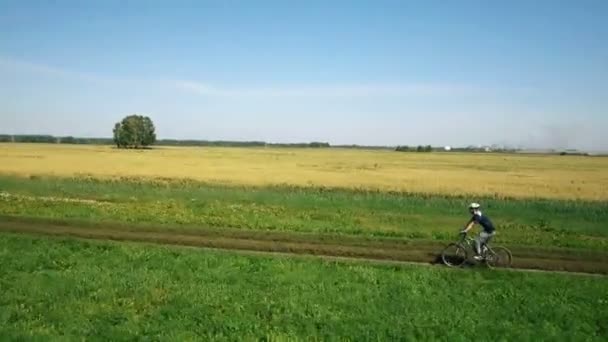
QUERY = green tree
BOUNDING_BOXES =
[141,116,157,146]
[113,115,156,149]
[113,123,124,148]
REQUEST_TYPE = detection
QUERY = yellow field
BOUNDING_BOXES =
[1,143,607,200]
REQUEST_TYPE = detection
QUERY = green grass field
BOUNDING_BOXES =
[1,175,607,250]
[1,234,606,340]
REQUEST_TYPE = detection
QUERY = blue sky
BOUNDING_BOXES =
[1,0,607,149]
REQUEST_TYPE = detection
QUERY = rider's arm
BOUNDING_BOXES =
[462,219,475,233]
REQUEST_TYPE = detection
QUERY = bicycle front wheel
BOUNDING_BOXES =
[485,246,512,268]
[441,243,468,267]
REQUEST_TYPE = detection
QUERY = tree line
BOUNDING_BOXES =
[0,135,112,144]
[1,114,523,153]
[0,134,332,148]
[395,145,433,152]
[0,133,518,152]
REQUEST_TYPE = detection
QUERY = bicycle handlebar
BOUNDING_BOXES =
[457,231,473,243]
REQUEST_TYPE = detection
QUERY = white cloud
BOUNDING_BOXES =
[0,56,104,82]
[1,56,501,99]
[173,81,221,95]
[172,80,482,98]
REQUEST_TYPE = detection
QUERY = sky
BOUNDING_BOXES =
[1,0,607,150]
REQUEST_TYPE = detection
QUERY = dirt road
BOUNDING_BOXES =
[1,216,606,275]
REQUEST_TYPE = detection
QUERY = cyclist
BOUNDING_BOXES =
[461,202,496,260]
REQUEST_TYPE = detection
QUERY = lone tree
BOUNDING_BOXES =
[113,115,156,148]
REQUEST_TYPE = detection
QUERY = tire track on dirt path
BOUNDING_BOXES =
[1,217,607,276]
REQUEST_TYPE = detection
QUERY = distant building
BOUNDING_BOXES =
[444,146,452,151]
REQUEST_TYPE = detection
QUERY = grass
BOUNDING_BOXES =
[1,175,607,250]
[4,217,608,274]
[2,143,608,200]
[1,234,606,340]
[0,176,608,250]
[3,143,606,340]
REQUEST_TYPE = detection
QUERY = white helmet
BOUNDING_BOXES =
[469,202,481,210]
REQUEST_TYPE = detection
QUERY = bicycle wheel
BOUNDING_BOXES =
[485,246,512,268]
[441,243,468,267]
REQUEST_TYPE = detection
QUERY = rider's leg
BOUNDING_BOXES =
[479,232,495,256]
[473,233,484,260]
[484,232,494,250]
[476,232,492,255]
[475,233,484,255]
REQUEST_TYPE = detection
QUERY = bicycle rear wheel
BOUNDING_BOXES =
[485,246,512,268]
[441,243,468,267]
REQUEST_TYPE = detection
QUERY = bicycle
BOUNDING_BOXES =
[441,232,512,268]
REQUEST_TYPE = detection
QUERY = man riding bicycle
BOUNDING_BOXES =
[461,202,495,260]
